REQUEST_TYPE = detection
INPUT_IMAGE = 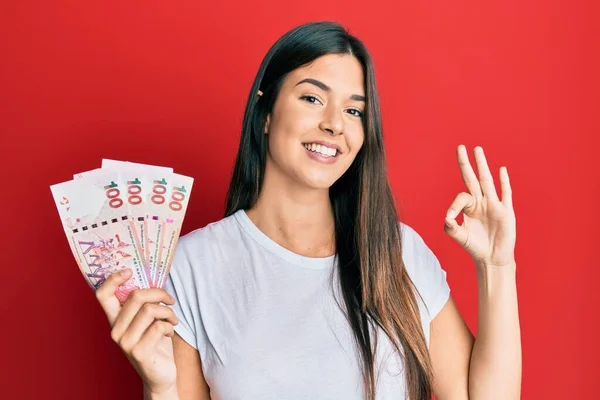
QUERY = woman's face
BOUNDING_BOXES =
[263,53,366,189]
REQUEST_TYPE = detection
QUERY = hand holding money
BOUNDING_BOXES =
[96,268,179,396]
[50,159,194,302]
[50,159,193,395]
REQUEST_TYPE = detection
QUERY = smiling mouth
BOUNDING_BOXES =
[302,143,339,158]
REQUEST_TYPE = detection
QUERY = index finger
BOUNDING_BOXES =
[95,268,132,326]
[473,146,499,202]
[457,145,483,199]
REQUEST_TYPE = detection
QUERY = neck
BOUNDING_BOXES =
[245,158,336,258]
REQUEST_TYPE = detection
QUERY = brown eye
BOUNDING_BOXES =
[347,108,364,119]
[300,95,322,105]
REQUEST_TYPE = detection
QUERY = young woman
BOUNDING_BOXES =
[96,21,521,400]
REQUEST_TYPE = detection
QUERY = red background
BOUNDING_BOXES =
[1,1,598,398]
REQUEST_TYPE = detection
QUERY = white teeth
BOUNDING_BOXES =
[304,143,337,157]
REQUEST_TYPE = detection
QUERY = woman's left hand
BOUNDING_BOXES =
[444,145,516,268]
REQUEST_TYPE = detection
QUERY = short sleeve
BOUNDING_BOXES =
[400,222,451,323]
[163,236,202,350]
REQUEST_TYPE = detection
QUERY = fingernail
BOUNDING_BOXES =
[120,269,131,276]
[447,210,457,219]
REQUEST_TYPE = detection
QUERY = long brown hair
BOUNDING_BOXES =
[224,21,434,400]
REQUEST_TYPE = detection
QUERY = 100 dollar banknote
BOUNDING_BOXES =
[55,160,194,299]
[99,160,186,288]
[154,173,194,288]
[51,169,149,303]
[99,160,175,288]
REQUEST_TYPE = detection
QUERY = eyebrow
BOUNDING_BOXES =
[295,78,366,102]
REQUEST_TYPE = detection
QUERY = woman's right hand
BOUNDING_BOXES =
[96,268,180,396]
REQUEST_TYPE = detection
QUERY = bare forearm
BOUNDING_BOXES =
[144,384,180,400]
[469,262,522,400]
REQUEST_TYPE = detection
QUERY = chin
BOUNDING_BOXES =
[301,173,339,190]
[307,181,333,190]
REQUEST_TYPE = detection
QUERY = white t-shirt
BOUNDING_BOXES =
[164,209,451,400]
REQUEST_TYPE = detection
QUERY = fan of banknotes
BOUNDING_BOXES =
[50,159,194,303]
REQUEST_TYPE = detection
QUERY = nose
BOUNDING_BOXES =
[319,105,344,136]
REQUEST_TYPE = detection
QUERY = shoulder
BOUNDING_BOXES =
[175,212,241,256]
[398,221,451,324]
[398,221,425,251]
[169,212,243,279]
[163,215,242,355]
[179,212,238,244]
[398,221,435,267]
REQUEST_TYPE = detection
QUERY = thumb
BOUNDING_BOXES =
[444,214,469,248]
[443,191,474,248]
[95,268,133,326]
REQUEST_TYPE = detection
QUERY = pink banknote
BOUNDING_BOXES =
[154,173,194,288]
[100,159,174,288]
[51,169,148,303]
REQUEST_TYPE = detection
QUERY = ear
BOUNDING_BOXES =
[264,114,270,135]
